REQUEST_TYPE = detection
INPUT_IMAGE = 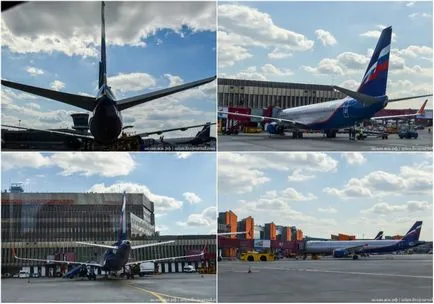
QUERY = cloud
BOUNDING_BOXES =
[408,12,431,19]
[107,72,156,94]
[406,1,415,7]
[341,152,366,165]
[360,25,397,42]
[50,80,65,91]
[164,74,184,87]
[218,4,314,67]
[183,192,202,204]
[50,152,136,177]
[261,63,293,77]
[26,66,44,76]
[1,2,216,57]
[324,163,432,199]
[175,152,193,159]
[221,64,292,81]
[395,45,433,59]
[1,152,51,170]
[88,182,183,212]
[177,206,216,227]
[317,207,338,214]
[360,201,431,214]
[315,29,337,46]
[288,169,315,182]
[219,153,337,194]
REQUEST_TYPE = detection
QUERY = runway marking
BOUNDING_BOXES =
[126,284,167,303]
[126,283,209,303]
[256,266,433,279]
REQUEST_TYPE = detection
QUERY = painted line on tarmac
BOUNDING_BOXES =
[126,283,167,303]
[126,283,209,303]
[257,266,433,279]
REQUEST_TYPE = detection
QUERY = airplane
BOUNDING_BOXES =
[219,26,432,139]
[1,2,216,145]
[372,99,429,121]
[304,221,424,260]
[12,192,205,280]
[142,122,217,151]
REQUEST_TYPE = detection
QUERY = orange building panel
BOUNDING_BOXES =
[296,229,303,241]
[245,216,254,239]
[225,211,238,239]
[270,223,276,240]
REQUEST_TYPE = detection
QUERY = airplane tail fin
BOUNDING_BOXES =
[195,122,211,138]
[118,191,127,241]
[416,100,428,116]
[358,26,392,97]
[99,1,107,88]
[401,221,422,243]
[374,231,383,240]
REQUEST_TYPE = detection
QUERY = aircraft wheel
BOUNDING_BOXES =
[352,255,358,260]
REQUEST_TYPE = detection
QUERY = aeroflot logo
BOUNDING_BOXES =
[407,225,422,235]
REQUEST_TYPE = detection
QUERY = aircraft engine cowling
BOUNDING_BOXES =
[266,123,285,135]
[333,249,349,258]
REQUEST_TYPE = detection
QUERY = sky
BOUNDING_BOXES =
[218,1,433,109]
[219,152,433,241]
[1,152,216,235]
[1,1,216,138]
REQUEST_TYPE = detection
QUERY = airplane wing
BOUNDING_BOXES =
[131,240,175,250]
[12,248,103,267]
[219,111,306,126]
[337,244,369,255]
[117,76,216,111]
[1,80,96,111]
[373,99,428,120]
[388,94,432,102]
[134,123,216,138]
[125,252,204,266]
[76,242,118,249]
[2,124,94,140]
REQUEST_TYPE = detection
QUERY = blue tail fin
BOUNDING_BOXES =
[118,191,127,241]
[374,231,383,240]
[98,1,107,89]
[358,26,392,97]
[401,221,422,243]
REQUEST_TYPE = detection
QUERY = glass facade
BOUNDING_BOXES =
[218,78,346,108]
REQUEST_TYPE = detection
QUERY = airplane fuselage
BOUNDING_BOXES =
[277,96,388,130]
[101,241,131,272]
[305,239,423,255]
[89,85,123,144]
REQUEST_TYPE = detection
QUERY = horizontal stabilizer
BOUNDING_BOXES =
[12,248,102,267]
[135,122,216,138]
[76,242,118,249]
[332,86,378,105]
[131,240,175,250]
[2,124,94,140]
[388,94,433,103]
[2,80,95,111]
[117,76,216,111]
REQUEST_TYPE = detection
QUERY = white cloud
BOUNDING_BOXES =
[26,66,44,76]
[324,163,432,199]
[107,72,156,94]
[50,80,65,91]
[88,182,183,212]
[409,12,431,19]
[360,26,397,42]
[341,152,366,165]
[50,152,136,177]
[1,2,215,57]
[406,2,415,7]
[220,66,267,81]
[261,63,293,77]
[288,169,315,182]
[317,207,338,214]
[183,192,202,204]
[164,74,184,87]
[395,45,433,59]
[218,4,314,67]
[175,152,193,159]
[177,206,216,227]
[361,201,431,214]
[1,152,51,170]
[315,29,337,46]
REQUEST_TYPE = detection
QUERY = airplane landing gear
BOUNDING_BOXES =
[326,130,337,138]
[352,255,359,260]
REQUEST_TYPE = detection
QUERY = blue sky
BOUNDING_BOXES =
[1,1,216,138]
[219,152,433,241]
[218,1,432,109]
[1,152,216,235]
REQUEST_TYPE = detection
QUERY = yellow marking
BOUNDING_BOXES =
[126,284,167,303]
[126,283,210,303]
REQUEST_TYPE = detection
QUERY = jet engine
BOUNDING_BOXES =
[333,249,349,258]
[266,122,285,135]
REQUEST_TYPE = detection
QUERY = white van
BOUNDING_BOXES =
[183,265,196,273]
[19,271,30,278]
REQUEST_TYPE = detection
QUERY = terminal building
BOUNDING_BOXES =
[2,187,215,275]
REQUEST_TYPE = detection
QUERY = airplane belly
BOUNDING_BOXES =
[90,107,122,143]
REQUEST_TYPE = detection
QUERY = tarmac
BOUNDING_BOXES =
[218,130,433,151]
[1,273,216,303]
[218,254,433,303]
